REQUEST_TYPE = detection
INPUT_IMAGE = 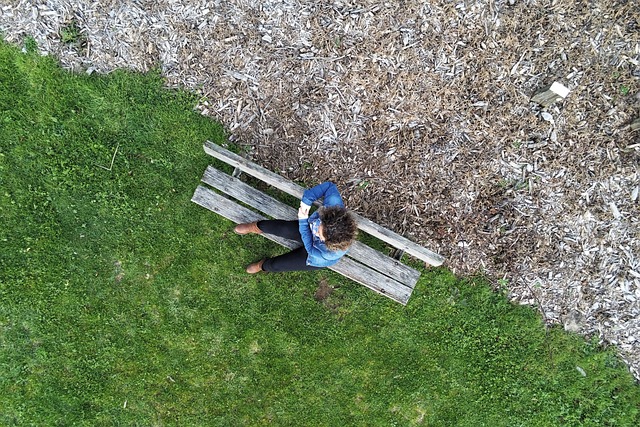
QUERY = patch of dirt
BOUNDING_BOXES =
[314,278,335,302]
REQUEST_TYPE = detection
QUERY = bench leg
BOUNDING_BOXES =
[391,248,405,261]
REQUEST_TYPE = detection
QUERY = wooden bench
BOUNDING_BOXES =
[191,141,445,305]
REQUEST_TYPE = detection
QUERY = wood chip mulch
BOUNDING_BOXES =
[2,0,639,379]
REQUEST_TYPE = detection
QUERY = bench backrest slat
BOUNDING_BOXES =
[204,141,445,266]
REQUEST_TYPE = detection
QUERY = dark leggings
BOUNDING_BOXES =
[257,220,324,273]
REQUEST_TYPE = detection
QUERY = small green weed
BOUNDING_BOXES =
[23,35,38,53]
[59,20,85,47]
[498,178,527,192]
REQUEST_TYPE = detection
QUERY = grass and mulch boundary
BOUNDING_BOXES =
[1,38,639,426]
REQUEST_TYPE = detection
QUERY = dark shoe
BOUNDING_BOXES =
[246,259,266,274]
[234,222,262,235]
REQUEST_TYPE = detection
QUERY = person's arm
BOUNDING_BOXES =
[297,208,322,260]
[301,182,344,208]
[298,218,335,263]
[298,218,315,255]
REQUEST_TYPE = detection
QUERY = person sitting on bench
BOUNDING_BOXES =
[234,182,358,273]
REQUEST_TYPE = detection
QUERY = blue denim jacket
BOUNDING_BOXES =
[298,182,349,267]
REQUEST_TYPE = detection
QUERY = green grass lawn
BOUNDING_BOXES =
[1,38,639,427]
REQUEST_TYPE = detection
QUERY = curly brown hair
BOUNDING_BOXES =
[319,206,358,251]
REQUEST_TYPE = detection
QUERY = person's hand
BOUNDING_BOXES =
[298,202,310,219]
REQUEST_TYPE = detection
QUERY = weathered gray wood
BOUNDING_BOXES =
[192,185,296,248]
[346,241,419,289]
[201,166,421,288]
[353,215,444,266]
[204,141,304,197]
[531,82,570,106]
[332,257,411,305]
[191,185,412,304]
[202,166,295,220]
[203,140,445,266]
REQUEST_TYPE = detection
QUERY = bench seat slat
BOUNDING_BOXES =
[191,185,411,305]
[202,166,294,219]
[203,140,444,267]
[201,166,421,289]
